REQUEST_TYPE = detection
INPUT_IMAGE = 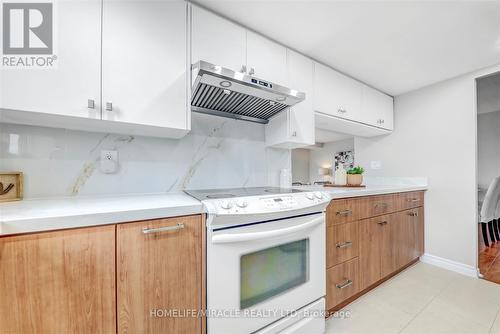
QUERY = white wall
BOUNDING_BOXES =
[309,139,354,183]
[291,148,310,183]
[0,113,290,198]
[477,111,500,189]
[355,63,500,270]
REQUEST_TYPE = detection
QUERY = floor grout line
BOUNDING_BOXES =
[489,305,500,334]
[397,272,458,333]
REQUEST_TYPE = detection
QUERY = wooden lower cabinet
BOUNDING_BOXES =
[326,258,359,310]
[327,191,425,312]
[327,221,359,268]
[0,225,116,334]
[117,215,203,334]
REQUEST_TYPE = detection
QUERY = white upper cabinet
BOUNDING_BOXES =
[287,50,314,146]
[0,0,101,119]
[101,0,188,133]
[246,31,288,86]
[313,62,362,122]
[361,84,394,130]
[191,6,246,72]
[265,49,314,148]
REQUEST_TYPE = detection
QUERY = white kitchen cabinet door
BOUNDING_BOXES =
[266,50,314,148]
[0,0,101,119]
[246,31,287,86]
[313,62,362,122]
[101,0,188,132]
[361,84,394,130]
[191,5,246,72]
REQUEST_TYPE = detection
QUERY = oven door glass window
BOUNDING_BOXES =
[240,239,309,309]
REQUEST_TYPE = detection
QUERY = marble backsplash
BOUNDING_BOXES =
[0,113,291,199]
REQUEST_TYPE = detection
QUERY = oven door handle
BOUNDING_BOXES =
[211,215,323,244]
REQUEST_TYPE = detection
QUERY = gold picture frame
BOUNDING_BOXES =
[0,172,24,202]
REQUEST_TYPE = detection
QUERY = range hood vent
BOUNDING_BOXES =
[191,61,305,124]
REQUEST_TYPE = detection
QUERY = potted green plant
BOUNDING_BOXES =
[346,166,364,186]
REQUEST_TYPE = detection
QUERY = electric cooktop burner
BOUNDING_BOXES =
[185,187,303,201]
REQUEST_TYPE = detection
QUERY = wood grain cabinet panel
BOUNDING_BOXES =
[398,191,425,211]
[380,213,401,277]
[117,215,203,334]
[0,226,116,334]
[327,199,361,225]
[359,216,384,289]
[359,194,398,219]
[327,221,359,268]
[326,258,360,310]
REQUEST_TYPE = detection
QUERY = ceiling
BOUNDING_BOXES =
[193,0,500,96]
[478,72,500,115]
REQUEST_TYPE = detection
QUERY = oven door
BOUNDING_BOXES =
[207,212,326,334]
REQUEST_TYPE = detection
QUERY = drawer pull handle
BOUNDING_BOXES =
[408,212,419,217]
[377,221,388,225]
[375,203,388,208]
[336,209,352,216]
[336,279,353,289]
[408,198,421,203]
[336,241,353,249]
[142,223,185,234]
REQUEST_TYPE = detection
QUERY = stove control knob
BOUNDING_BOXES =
[306,193,315,200]
[314,192,324,199]
[236,200,248,208]
[220,200,233,210]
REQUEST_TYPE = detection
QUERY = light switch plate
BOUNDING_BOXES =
[100,150,119,174]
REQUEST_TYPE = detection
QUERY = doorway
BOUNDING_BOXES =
[477,72,500,283]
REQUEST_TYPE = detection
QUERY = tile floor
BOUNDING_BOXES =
[326,262,500,334]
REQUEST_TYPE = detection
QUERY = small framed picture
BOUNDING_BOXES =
[0,172,24,202]
[334,151,354,170]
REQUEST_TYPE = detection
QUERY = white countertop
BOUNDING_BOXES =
[0,181,427,236]
[0,193,203,236]
[294,184,427,198]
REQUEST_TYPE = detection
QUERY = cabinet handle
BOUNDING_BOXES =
[336,241,353,249]
[377,119,385,124]
[408,212,419,217]
[249,67,255,75]
[142,223,185,234]
[336,209,352,216]
[374,203,388,208]
[106,102,113,111]
[337,108,347,114]
[407,198,421,203]
[292,131,297,137]
[377,221,388,225]
[87,99,95,109]
[336,279,353,289]
[240,65,247,73]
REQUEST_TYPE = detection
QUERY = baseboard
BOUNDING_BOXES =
[420,253,478,278]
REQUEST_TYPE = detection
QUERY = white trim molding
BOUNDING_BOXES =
[420,253,478,278]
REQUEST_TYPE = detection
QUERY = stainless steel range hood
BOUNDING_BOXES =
[191,61,305,124]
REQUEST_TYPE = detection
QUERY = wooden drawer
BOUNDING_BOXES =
[327,221,359,268]
[359,194,398,218]
[398,191,424,210]
[326,258,359,310]
[326,199,360,225]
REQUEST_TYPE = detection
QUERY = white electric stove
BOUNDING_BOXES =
[185,187,331,334]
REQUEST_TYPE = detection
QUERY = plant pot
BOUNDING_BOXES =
[347,174,363,186]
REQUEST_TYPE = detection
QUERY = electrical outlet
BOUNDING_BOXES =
[100,150,119,174]
[370,160,382,170]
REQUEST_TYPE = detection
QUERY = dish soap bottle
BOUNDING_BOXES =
[334,164,347,186]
